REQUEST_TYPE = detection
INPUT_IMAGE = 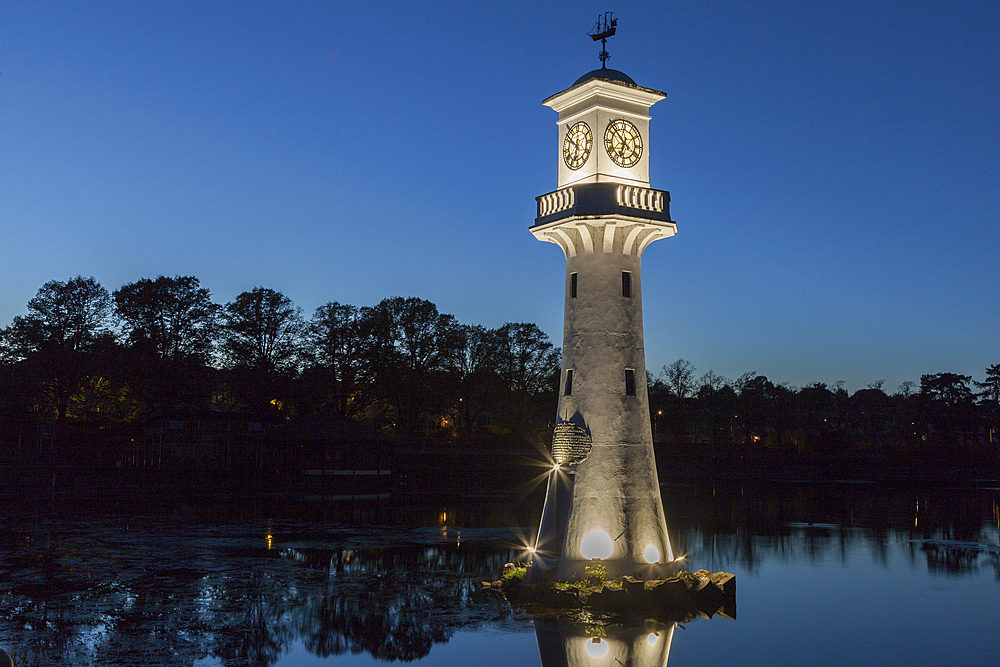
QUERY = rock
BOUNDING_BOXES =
[648,577,687,606]
[622,575,645,597]
[710,572,736,597]
[553,588,580,607]
[691,570,714,592]
[690,571,724,607]
[588,585,628,612]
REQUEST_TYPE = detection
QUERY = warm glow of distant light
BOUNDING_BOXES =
[527,546,536,553]
[672,554,687,563]
[266,534,273,550]
[644,544,660,564]
[553,463,561,470]
[647,632,659,646]
[581,529,613,560]
[584,637,609,659]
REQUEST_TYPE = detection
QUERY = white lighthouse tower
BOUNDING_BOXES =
[531,20,677,580]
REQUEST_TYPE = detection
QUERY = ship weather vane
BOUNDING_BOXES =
[588,12,618,68]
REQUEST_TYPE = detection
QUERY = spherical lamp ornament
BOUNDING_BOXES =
[580,529,614,560]
[644,544,660,564]
[584,637,610,659]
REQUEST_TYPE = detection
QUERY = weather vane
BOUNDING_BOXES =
[588,12,618,68]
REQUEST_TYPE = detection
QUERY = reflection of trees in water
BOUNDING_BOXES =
[0,522,525,666]
[3,486,997,665]
[298,595,442,661]
[668,483,1000,577]
[285,545,521,661]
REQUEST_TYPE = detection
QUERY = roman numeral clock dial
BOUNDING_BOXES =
[562,121,593,170]
[604,118,642,168]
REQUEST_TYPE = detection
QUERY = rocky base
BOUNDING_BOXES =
[483,568,736,622]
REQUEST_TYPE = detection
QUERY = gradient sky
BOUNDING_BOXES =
[2,1,997,392]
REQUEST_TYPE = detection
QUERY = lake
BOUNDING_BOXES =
[2,480,998,666]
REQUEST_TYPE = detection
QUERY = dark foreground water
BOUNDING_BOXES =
[2,481,998,666]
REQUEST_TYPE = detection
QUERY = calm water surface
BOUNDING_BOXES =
[2,482,998,666]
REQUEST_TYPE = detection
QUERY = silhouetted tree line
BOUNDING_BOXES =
[0,275,560,454]
[650,359,1000,470]
[2,275,997,474]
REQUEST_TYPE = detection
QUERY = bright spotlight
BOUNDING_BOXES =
[584,637,609,659]
[646,632,658,646]
[527,546,536,554]
[580,529,613,560]
[644,544,660,564]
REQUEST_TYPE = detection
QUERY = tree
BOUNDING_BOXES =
[113,275,220,413]
[797,382,838,451]
[918,372,976,452]
[365,297,465,437]
[976,364,1000,450]
[661,359,697,399]
[2,276,115,419]
[453,324,504,437]
[302,302,371,417]
[659,359,698,444]
[734,372,776,448]
[697,369,729,393]
[975,364,1000,405]
[493,322,560,441]
[692,372,736,447]
[114,275,219,363]
[920,373,974,406]
[220,287,304,413]
[848,385,891,449]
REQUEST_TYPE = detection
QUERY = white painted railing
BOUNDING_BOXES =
[617,185,663,212]
[538,188,576,217]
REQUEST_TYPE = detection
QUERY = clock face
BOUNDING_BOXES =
[604,119,643,168]
[562,122,593,170]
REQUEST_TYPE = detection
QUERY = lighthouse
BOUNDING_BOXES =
[530,21,677,580]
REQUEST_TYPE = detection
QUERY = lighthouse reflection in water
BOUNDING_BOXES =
[534,619,676,667]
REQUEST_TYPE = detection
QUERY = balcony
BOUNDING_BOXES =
[534,182,673,228]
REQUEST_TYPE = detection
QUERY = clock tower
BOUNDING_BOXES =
[530,57,677,579]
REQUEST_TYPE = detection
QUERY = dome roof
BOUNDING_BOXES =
[572,67,637,87]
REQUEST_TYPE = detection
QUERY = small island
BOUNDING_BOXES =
[484,564,736,622]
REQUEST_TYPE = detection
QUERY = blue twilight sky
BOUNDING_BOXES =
[2,1,997,392]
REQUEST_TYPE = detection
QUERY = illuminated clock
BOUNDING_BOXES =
[604,118,643,168]
[562,121,593,170]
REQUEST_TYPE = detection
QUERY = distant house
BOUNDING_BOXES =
[278,412,390,471]
[134,409,280,470]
